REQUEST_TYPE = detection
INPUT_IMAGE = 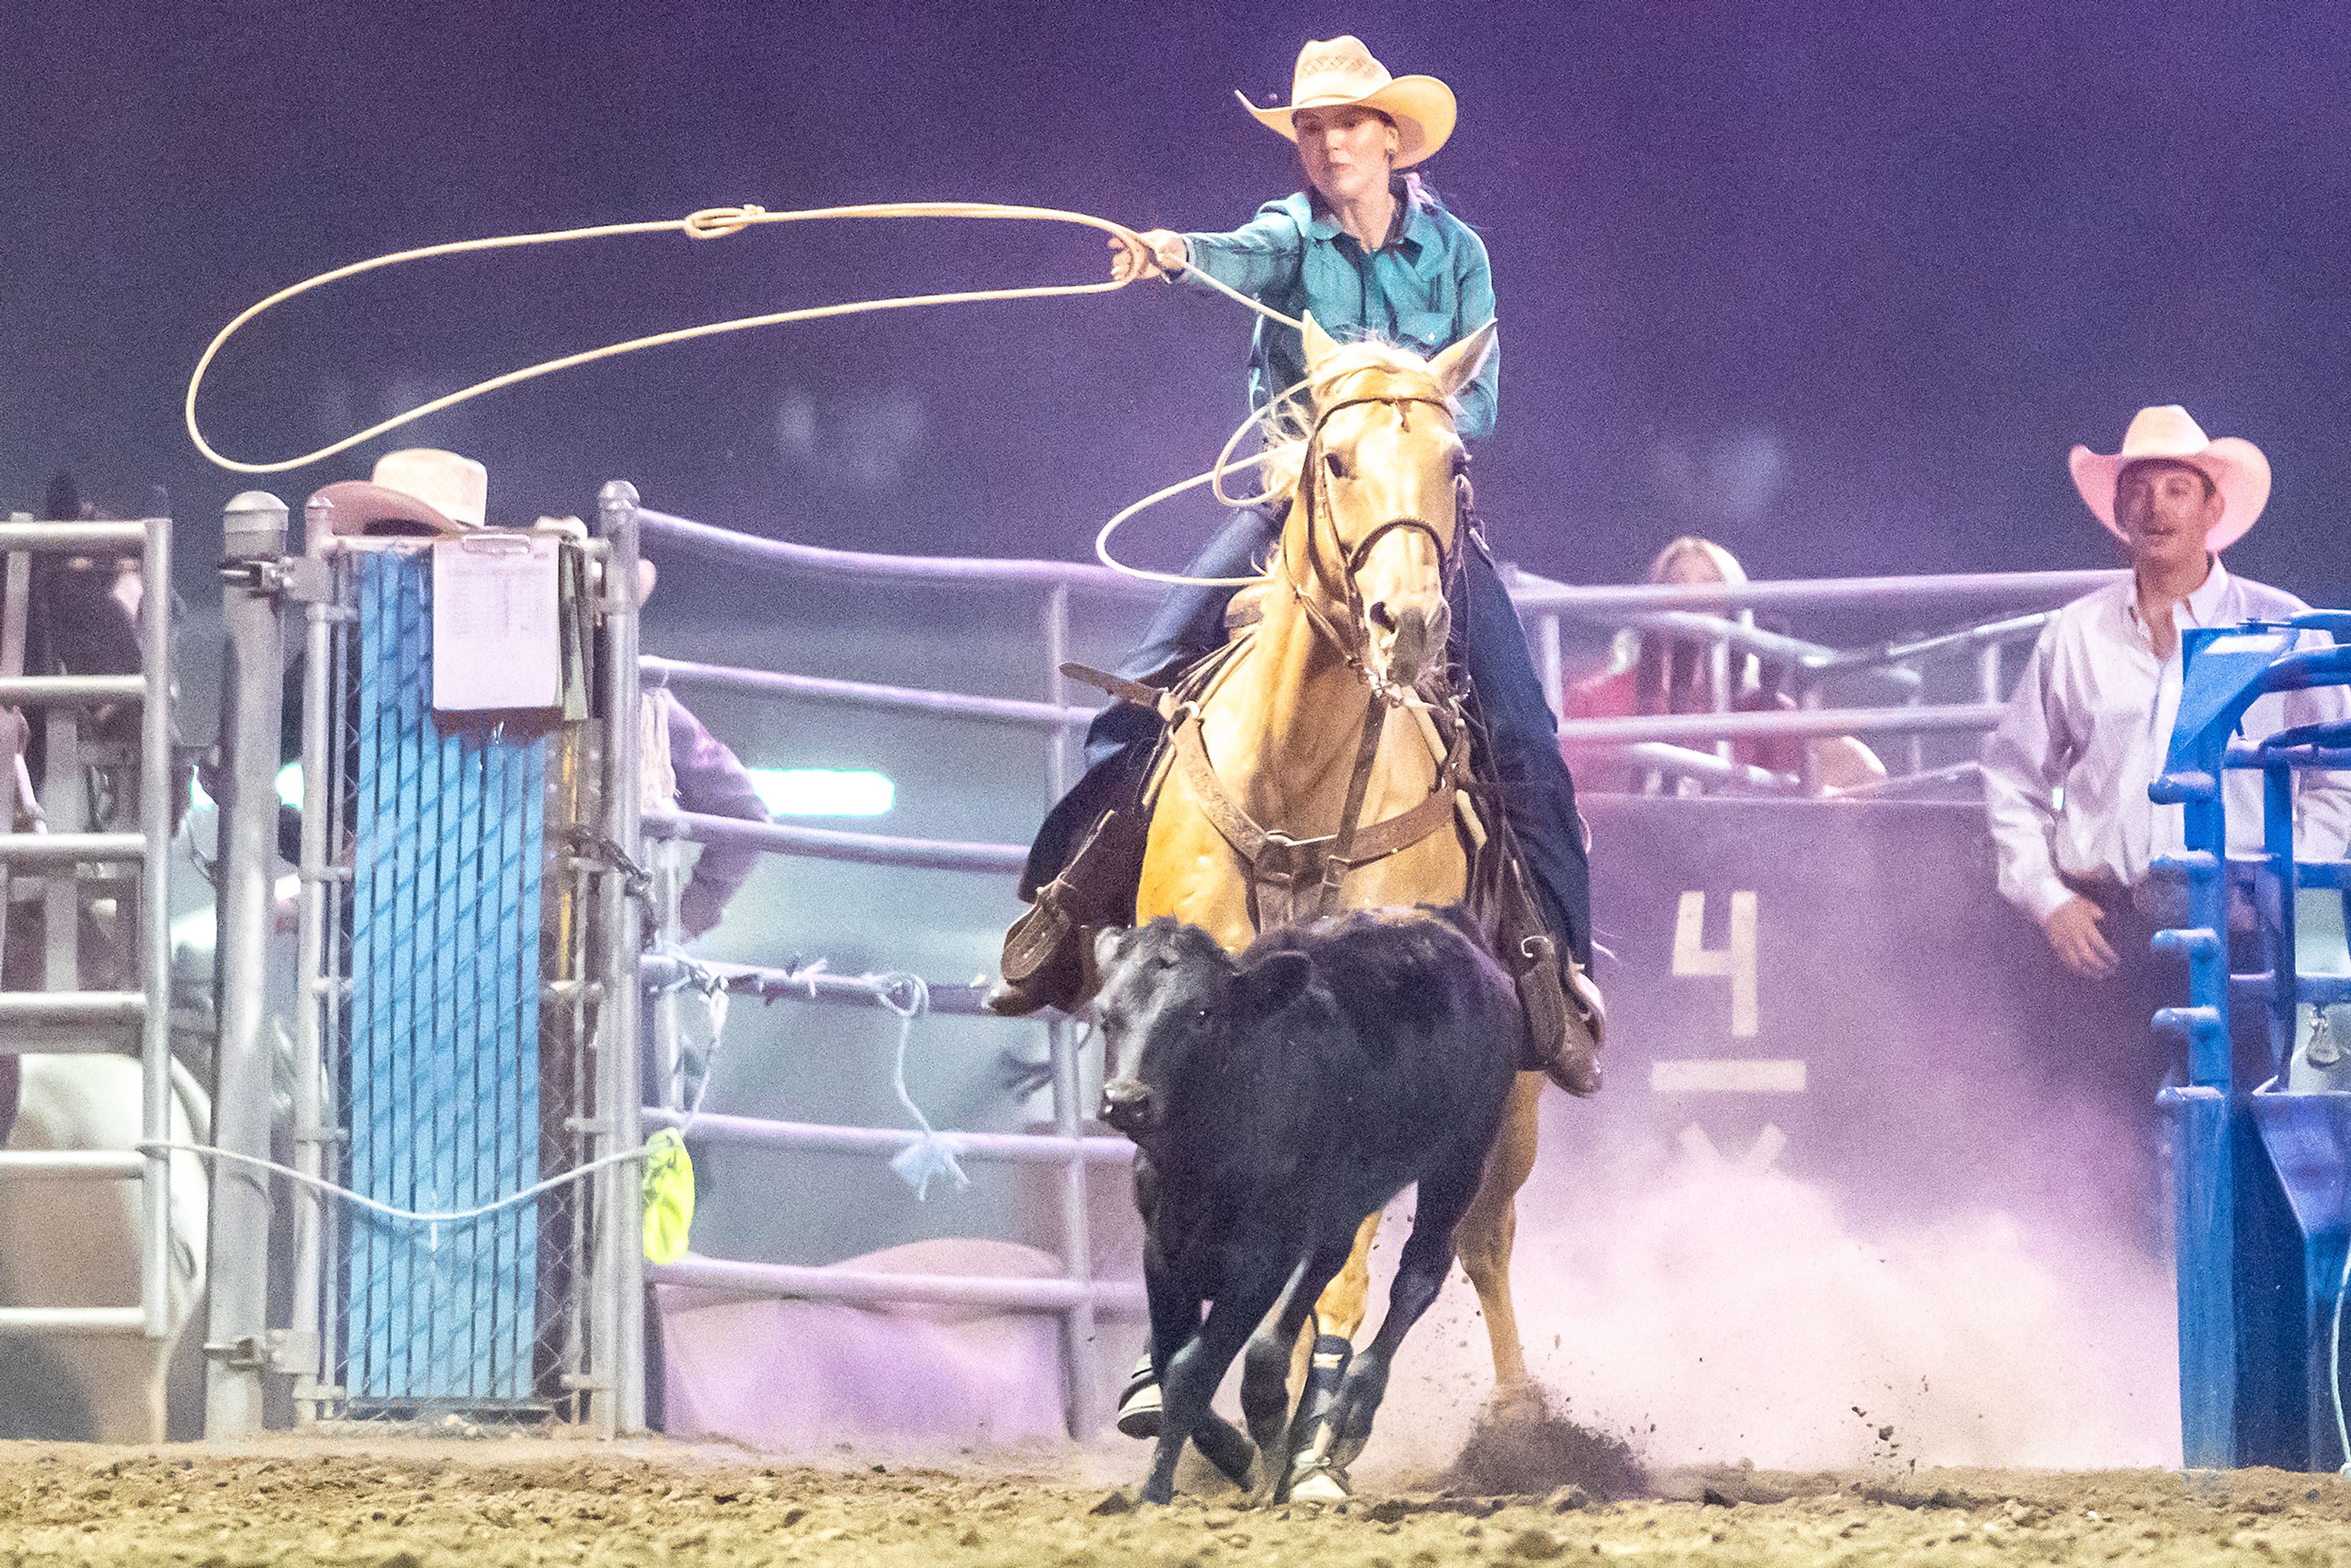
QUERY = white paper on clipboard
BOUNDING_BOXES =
[432,533,561,711]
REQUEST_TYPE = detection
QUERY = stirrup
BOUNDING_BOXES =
[995,806,1145,1016]
[1116,1352,1161,1439]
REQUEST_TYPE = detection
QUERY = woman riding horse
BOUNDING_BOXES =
[993,36,1600,1087]
[986,38,1602,1496]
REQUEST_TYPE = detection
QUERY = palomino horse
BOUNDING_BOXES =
[1133,315,1545,1496]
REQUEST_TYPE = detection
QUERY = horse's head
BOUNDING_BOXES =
[1282,314,1498,693]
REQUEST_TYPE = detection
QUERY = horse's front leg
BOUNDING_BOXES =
[1239,1241,1354,1506]
[1292,1209,1382,1456]
[1455,1071,1544,1399]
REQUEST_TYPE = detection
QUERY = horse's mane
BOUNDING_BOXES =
[1251,340,1458,516]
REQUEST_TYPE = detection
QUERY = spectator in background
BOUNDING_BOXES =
[1563,536,1881,793]
[632,561,771,941]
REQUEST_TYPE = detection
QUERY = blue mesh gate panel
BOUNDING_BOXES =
[342,547,546,1407]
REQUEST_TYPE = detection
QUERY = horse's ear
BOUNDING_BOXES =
[1300,312,1341,371]
[1428,320,1498,401]
[1233,949,1312,1016]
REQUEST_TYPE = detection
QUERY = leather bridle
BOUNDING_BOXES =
[1283,373,1465,689]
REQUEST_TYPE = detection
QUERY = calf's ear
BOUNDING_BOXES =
[1234,950,1312,1015]
[1093,926,1125,973]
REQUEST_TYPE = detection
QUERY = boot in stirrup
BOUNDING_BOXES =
[1513,932,1606,1098]
[987,805,1144,1018]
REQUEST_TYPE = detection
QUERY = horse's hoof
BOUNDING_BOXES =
[1488,1381,1548,1425]
[1288,1460,1351,1505]
[1115,1354,1162,1439]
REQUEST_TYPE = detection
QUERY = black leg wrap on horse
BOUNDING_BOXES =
[1296,1334,1353,1445]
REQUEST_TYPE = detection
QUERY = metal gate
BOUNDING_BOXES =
[0,510,177,1348]
[286,522,613,1425]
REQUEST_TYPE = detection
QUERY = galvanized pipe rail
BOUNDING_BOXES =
[609,499,2129,1442]
[636,511,2108,796]
[640,951,997,1016]
[641,1106,1133,1166]
[0,511,176,1346]
[643,807,1029,875]
[645,655,1096,733]
[645,1256,1145,1317]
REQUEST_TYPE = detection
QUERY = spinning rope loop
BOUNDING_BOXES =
[184,200,1303,475]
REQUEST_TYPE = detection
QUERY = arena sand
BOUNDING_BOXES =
[2,1441,2349,1566]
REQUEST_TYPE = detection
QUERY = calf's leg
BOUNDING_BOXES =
[1326,1152,1490,1471]
[1142,1251,1254,1491]
[1145,1258,1291,1505]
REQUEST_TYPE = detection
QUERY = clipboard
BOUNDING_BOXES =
[432,533,561,711]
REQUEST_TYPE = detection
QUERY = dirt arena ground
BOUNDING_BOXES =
[2,1436,2348,1567]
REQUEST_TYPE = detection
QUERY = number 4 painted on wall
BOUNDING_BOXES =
[1672,891,1758,1038]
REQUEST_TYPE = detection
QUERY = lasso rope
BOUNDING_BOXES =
[184,200,1303,476]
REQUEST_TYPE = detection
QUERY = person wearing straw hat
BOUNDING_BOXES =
[999,38,1596,1075]
[308,448,487,538]
[1984,408,2351,1108]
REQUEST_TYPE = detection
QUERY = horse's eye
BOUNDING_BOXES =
[1324,450,1349,480]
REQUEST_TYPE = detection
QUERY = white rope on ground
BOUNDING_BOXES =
[184,200,1303,476]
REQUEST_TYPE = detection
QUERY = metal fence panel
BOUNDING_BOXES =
[338,548,548,1409]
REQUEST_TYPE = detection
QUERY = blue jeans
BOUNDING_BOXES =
[1073,505,1592,968]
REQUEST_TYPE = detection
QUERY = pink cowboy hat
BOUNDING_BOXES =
[2067,405,2271,552]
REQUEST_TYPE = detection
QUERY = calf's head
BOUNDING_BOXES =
[1092,920,1312,1141]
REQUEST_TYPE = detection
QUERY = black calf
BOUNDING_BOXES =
[1094,907,1518,1504]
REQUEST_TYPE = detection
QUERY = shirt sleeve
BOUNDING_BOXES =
[1180,202,1305,304]
[2285,629,2351,861]
[664,694,772,938]
[1981,625,2077,923]
[1449,225,1500,445]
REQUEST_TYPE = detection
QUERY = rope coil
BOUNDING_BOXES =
[184,199,1302,476]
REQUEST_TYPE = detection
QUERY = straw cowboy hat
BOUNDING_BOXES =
[1237,36,1457,168]
[2068,405,2271,553]
[309,448,487,539]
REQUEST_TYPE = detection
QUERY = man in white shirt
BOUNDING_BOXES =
[1985,406,2351,1062]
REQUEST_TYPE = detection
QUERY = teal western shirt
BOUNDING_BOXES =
[1180,187,1499,443]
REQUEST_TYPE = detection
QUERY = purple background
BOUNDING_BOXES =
[9,1,2350,605]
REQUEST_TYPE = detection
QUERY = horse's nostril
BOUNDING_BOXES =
[1368,602,1395,631]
